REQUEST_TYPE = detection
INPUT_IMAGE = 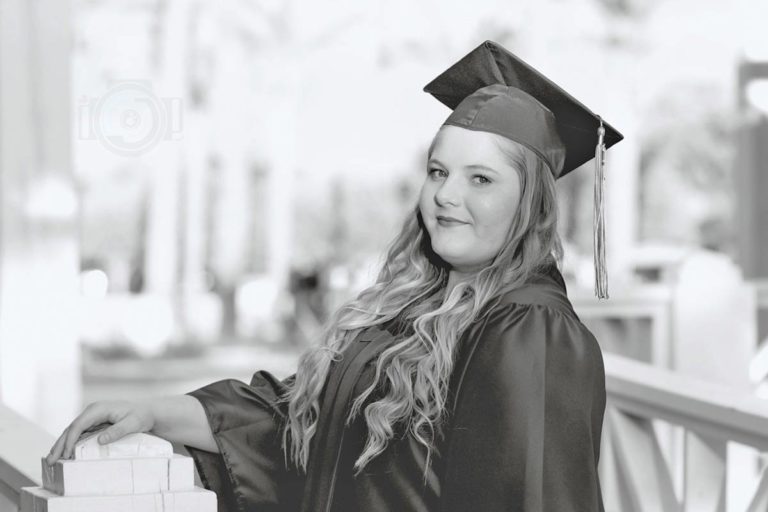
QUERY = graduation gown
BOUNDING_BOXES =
[185,264,606,511]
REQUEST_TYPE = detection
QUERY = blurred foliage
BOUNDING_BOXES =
[83,342,141,361]
[83,340,207,361]
[70,0,747,352]
[638,85,737,248]
[158,341,208,359]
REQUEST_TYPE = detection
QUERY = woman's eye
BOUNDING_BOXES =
[472,175,491,184]
[429,168,447,179]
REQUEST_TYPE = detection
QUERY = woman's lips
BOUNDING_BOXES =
[436,216,468,227]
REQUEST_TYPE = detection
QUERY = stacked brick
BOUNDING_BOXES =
[21,433,216,512]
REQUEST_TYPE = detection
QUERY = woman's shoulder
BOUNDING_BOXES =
[485,262,578,319]
[475,263,601,357]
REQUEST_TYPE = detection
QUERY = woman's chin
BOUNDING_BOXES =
[432,250,471,269]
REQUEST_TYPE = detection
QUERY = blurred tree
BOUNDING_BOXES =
[593,0,654,17]
[329,177,349,264]
[638,86,737,248]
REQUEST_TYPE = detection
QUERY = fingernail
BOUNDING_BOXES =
[98,434,107,444]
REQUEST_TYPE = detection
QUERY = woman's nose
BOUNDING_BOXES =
[435,177,462,207]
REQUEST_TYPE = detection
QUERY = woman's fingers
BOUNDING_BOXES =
[97,420,133,445]
[46,427,70,466]
[61,405,109,460]
[45,402,146,466]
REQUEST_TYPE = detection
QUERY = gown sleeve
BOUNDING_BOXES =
[441,303,606,512]
[184,371,303,512]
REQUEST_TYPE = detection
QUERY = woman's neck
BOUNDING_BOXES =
[445,269,473,298]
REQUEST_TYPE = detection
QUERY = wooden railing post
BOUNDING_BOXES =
[746,463,768,512]
[603,353,768,512]
[0,405,53,510]
[606,406,679,512]
[682,432,726,512]
[671,251,758,511]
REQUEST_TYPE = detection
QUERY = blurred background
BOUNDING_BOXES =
[2,0,768,510]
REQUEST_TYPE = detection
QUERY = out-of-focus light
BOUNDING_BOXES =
[237,278,278,319]
[80,269,109,298]
[741,0,768,61]
[328,266,350,290]
[24,175,78,222]
[743,11,768,62]
[746,79,768,115]
[756,382,768,400]
[744,44,768,62]
[120,299,174,357]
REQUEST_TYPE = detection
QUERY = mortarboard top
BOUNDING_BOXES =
[423,40,623,179]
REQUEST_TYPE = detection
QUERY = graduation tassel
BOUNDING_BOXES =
[593,118,608,299]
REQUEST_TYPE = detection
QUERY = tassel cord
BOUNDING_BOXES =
[593,120,608,299]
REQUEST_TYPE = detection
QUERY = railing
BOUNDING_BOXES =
[0,403,53,511]
[602,353,768,512]
[744,279,768,387]
[573,284,674,367]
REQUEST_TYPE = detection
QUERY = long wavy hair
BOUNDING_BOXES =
[282,128,564,474]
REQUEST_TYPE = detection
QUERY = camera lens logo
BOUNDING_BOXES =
[78,81,183,156]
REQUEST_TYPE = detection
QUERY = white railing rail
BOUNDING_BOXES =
[603,353,768,512]
[0,403,53,510]
[573,284,675,368]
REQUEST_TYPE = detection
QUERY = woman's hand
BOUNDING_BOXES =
[46,401,155,466]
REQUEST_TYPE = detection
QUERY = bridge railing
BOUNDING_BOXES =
[602,352,768,512]
[0,403,53,511]
[4,355,768,511]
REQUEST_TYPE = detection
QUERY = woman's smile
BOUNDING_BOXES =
[436,215,469,227]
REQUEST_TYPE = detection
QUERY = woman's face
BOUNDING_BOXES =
[419,126,523,273]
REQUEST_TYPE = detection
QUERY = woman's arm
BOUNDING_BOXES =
[47,395,218,465]
[182,373,304,511]
[148,395,218,453]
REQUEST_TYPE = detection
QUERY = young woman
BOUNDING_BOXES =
[47,40,622,511]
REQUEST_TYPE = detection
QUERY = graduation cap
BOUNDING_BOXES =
[423,40,624,298]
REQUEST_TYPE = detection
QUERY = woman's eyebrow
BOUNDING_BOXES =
[428,159,500,176]
[465,164,500,175]
[427,158,446,168]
